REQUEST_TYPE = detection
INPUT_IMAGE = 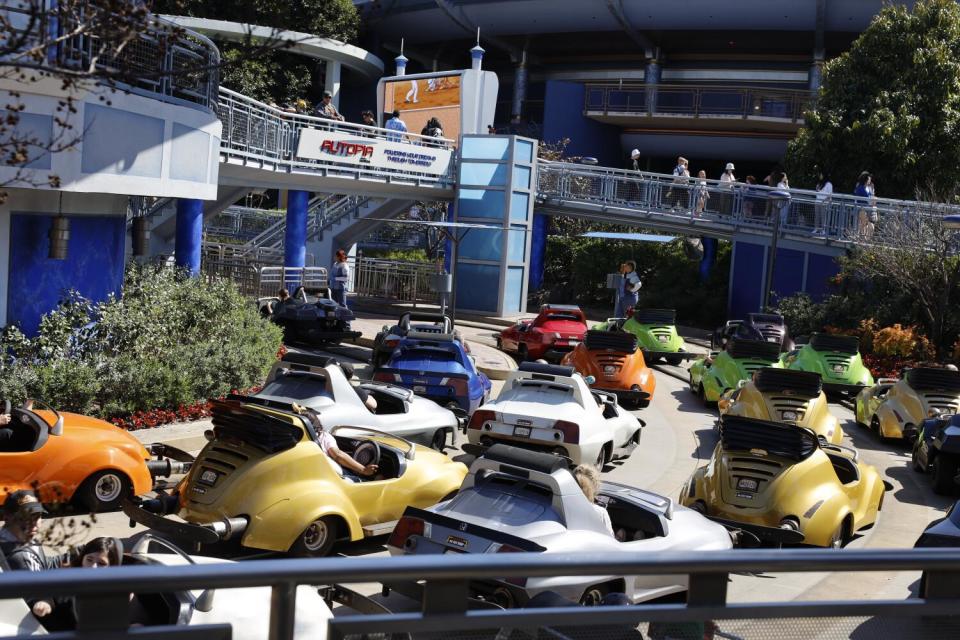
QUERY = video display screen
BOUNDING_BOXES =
[382,75,462,143]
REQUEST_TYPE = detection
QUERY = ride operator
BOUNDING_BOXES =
[614,260,642,318]
[331,249,351,309]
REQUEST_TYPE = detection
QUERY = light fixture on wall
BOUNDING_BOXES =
[48,193,69,260]
[132,216,150,256]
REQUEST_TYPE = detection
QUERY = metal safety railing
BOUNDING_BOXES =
[205,206,284,242]
[584,83,813,122]
[200,259,327,298]
[536,162,960,247]
[215,87,457,186]
[4,0,220,109]
[351,256,442,306]
[2,548,960,640]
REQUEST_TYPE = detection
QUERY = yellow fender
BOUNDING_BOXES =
[242,488,363,553]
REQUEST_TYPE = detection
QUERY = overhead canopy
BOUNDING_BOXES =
[581,231,675,243]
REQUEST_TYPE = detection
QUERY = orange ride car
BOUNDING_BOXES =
[0,401,192,512]
[562,330,656,408]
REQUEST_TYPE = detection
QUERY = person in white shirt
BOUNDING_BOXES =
[814,172,833,236]
[573,464,614,537]
[292,404,379,479]
[719,162,736,216]
[385,110,408,142]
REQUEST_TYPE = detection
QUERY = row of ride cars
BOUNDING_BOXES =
[5,299,960,626]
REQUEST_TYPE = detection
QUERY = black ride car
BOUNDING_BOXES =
[913,413,960,495]
[260,287,361,346]
[712,313,794,352]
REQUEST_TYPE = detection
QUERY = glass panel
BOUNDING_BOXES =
[515,139,534,163]
[507,226,527,263]
[512,165,531,190]
[455,263,500,312]
[457,189,505,219]
[509,192,530,222]
[461,136,510,160]
[459,161,507,186]
[504,266,525,314]
[459,228,503,261]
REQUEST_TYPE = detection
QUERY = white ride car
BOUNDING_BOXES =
[465,362,643,466]
[248,352,460,450]
[387,444,733,606]
[0,535,331,639]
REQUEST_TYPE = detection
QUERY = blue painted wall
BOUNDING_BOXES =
[729,241,766,318]
[771,246,805,304]
[542,80,621,165]
[7,214,125,336]
[805,252,840,301]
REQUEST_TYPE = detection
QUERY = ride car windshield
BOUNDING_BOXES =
[750,313,783,325]
[399,348,459,364]
[538,312,583,324]
[449,474,561,526]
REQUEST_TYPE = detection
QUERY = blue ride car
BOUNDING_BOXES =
[372,330,491,418]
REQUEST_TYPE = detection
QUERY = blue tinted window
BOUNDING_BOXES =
[512,165,531,189]
[515,139,534,163]
[457,189,505,219]
[455,263,500,312]
[459,161,507,186]
[461,136,510,160]
[509,192,530,222]
[504,267,525,314]
[459,228,503,261]
[507,226,527,263]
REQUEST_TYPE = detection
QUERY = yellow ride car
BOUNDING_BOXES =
[125,397,467,556]
[681,415,887,548]
[718,368,843,445]
[855,367,960,441]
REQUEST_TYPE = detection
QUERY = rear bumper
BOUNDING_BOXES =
[122,497,247,546]
[463,439,575,464]
[822,382,867,396]
[284,326,362,344]
[642,349,696,361]
[595,387,650,404]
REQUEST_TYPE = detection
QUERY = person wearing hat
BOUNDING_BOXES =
[719,162,737,216]
[314,91,345,122]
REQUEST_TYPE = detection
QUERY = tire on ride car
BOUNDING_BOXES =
[665,354,683,366]
[931,456,960,495]
[76,470,132,513]
[290,515,340,557]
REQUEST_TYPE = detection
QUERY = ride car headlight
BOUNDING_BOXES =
[832,364,845,373]
[604,365,617,374]
[781,410,798,421]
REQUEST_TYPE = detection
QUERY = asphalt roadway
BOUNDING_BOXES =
[45,320,957,613]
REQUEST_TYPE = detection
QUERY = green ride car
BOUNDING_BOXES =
[780,333,875,396]
[689,337,783,405]
[592,309,690,365]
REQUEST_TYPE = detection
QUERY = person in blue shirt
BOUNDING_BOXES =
[385,110,408,142]
[614,260,642,318]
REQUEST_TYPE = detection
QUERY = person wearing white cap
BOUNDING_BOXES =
[629,149,641,171]
[719,162,737,216]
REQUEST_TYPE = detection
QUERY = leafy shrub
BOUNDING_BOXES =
[776,293,826,338]
[873,324,920,357]
[0,264,283,421]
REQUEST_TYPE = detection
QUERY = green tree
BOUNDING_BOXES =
[151,0,360,104]
[787,0,960,199]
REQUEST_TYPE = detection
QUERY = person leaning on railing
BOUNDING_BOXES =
[314,91,345,122]
[855,171,877,240]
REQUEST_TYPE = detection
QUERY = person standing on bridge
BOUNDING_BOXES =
[315,91,345,122]
[385,110,408,142]
[331,249,351,310]
[614,260,642,318]
[719,162,736,216]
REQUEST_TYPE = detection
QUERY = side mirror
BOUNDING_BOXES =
[50,415,64,436]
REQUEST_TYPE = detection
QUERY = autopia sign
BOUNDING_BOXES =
[297,128,453,176]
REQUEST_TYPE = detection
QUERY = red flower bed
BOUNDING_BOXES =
[110,385,263,431]
[862,354,917,380]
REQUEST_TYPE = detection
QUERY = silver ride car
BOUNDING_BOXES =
[387,444,733,606]
[247,352,460,450]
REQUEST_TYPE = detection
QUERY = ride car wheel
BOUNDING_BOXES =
[665,354,683,366]
[931,456,960,495]
[431,429,447,451]
[870,416,883,439]
[828,521,849,549]
[77,470,131,512]
[596,444,610,468]
[291,516,338,557]
[579,584,609,606]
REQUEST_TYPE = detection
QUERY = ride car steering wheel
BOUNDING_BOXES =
[352,440,381,468]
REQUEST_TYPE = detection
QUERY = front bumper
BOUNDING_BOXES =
[122,497,247,546]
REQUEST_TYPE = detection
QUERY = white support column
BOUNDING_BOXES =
[325,60,342,109]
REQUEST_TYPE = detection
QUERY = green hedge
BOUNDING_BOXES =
[0,265,283,418]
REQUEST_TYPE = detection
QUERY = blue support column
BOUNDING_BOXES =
[645,59,661,114]
[699,237,717,282]
[528,213,549,291]
[175,198,203,277]
[284,190,309,280]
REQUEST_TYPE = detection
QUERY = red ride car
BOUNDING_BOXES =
[496,304,588,362]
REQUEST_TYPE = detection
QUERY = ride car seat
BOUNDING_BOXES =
[0,409,48,452]
[826,453,860,485]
